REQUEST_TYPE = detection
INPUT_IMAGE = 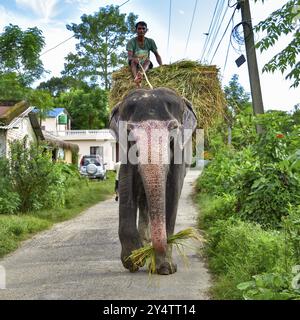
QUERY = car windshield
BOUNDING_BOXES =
[83,158,101,166]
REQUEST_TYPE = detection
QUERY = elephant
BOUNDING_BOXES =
[109,87,197,275]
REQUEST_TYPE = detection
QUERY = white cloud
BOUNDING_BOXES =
[178,10,184,15]
[16,0,60,22]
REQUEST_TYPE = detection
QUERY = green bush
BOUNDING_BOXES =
[197,193,237,230]
[0,138,82,213]
[0,215,51,256]
[235,161,300,228]
[8,139,67,211]
[206,218,292,299]
[0,157,20,214]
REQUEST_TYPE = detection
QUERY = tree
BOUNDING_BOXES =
[254,0,300,87]
[0,72,53,115]
[62,5,137,89]
[37,76,88,97]
[0,72,27,101]
[57,86,109,129]
[224,74,251,115]
[0,24,46,85]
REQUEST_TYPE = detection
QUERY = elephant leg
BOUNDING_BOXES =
[138,192,150,246]
[118,166,143,272]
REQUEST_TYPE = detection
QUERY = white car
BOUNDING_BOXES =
[79,155,107,180]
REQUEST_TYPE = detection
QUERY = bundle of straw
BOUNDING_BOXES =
[109,60,226,130]
[126,227,205,274]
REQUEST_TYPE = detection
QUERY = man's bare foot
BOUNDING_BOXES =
[134,72,142,87]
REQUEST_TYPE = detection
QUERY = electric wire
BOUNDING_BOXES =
[223,16,235,73]
[201,0,227,62]
[39,0,131,57]
[210,7,238,63]
[206,2,229,61]
[200,0,221,61]
[203,0,225,60]
[184,0,199,56]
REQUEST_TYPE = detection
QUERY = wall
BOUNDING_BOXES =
[6,116,37,156]
[42,118,69,132]
[73,140,116,170]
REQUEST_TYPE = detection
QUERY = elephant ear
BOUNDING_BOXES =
[109,102,121,141]
[181,97,197,148]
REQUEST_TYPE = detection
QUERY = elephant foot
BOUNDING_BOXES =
[156,262,177,275]
[121,255,140,272]
[121,246,145,272]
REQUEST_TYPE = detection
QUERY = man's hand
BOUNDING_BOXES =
[130,57,140,65]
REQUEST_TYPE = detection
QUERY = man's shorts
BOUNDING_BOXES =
[129,60,153,69]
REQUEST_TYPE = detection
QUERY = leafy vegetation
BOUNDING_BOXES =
[254,0,300,88]
[0,24,45,85]
[196,75,300,299]
[0,139,115,257]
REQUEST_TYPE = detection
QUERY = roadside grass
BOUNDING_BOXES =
[195,192,291,300]
[0,171,115,258]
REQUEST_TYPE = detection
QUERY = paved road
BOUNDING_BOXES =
[0,169,211,300]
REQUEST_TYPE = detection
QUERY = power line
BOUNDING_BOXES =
[119,0,131,8]
[223,16,235,72]
[210,7,238,63]
[206,2,228,61]
[200,0,221,62]
[167,0,172,59]
[40,35,75,57]
[201,0,226,62]
[39,0,131,57]
[184,0,199,56]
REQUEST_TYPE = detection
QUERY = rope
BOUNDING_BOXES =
[138,62,153,90]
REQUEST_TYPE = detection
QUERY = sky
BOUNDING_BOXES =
[0,0,299,112]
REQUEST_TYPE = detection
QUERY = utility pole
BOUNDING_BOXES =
[238,0,264,133]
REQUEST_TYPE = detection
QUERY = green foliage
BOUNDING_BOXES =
[57,86,109,129]
[0,157,20,214]
[0,24,45,85]
[1,138,81,213]
[208,75,255,152]
[237,271,300,300]
[8,139,64,211]
[37,76,86,97]
[197,73,300,299]
[0,72,27,101]
[206,218,290,299]
[0,215,51,256]
[63,5,137,89]
[254,0,300,88]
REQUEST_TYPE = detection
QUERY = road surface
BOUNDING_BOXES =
[0,169,211,300]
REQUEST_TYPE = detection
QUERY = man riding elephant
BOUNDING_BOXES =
[126,21,163,86]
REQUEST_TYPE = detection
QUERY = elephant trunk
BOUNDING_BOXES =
[139,164,168,253]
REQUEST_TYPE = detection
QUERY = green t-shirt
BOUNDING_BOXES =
[126,37,158,64]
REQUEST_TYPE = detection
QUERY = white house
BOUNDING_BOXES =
[0,101,43,157]
[40,107,71,132]
[0,102,79,164]
[49,130,117,170]
[41,108,117,170]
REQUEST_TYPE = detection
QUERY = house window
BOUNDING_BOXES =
[90,146,103,158]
